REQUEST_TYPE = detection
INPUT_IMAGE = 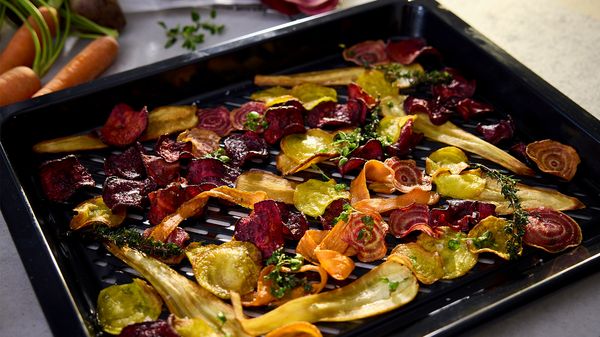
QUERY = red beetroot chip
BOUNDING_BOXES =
[339,139,384,175]
[348,83,377,109]
[276,201,308,240]
[456,98,494,121]
[306,99,367,129]
[404,96,452,125]
[431,68,476,100]
[186,158,240,187]
[155,136,192,163]
[385,38,440,65]
[104,143,146,180]
[524,208,582,253]
[234,200,286,258]
[142,154,181,187]
[476,117,515,145]
[196,106,233,137]
[319,198,350,230]
[230,101,267,131]
[223,131,269,167]
[263,101,306,145]
[385,119,423,157]
[389,203,437,238]
[117,320,178,337]
[343,40,389,66]
[147,180,204,225]
[99,103,149,147]
[430,200,496,232]
[39,155,95,202]
[102,176,156,211]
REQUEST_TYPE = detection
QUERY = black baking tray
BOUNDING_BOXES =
[2,0,600,336]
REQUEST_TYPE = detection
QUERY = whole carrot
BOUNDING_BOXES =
[34,36,119,97]
[0,66,41,107]
[0,7,57,75]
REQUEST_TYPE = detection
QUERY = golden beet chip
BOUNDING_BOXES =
[425,146,469,176]
[294,179,350,217]
[376,115,416,144]
[97,279,163,335]
[141,105,198,141]
[433,169,486,200]
[526,139,580,181]
[379,95,407,117]
[290,83,337,110]
[416,226,478,279]
[277,129,338,175]
[235,170,297,204]
[185,241,262,299]
[467,216,514,260]
[391,242,444,284]
[70,196,126,230]
[355,69,397,98]
[176,127,221,158]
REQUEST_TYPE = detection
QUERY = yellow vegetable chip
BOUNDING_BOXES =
[294,179,350,217]
[467,216,514,260]
[416,227,478,279]
[425,146,469,176]
[391,242,444,284]
[433,169,486,199]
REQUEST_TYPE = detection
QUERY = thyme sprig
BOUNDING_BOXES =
[92,225,183,258]
[265,249,307,299]
[472,164,528,259]
[159,9,224,51]
[375,65,452,87]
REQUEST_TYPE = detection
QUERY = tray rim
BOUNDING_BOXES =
[2,1,600,336]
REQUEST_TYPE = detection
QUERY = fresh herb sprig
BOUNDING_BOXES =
[472,164,528,259]
[265,249,307,299]
[92,225,183,258]
[331,128,364,166]
[159,9,224,51]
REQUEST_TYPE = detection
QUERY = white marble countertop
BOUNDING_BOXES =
[1,0,600,336]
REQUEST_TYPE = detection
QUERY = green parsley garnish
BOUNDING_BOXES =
[334,203,354,224]
[159,9,225,51]
[380,277,400,292]
[265,249,307,299]
[471,230,495,249]
[472,164,528,259]
[331,128,364,166]
[203,147,230,163]
[92,226,183,258]
[447,239,461,251]
[243,111,268,131]
[334,183,348,192]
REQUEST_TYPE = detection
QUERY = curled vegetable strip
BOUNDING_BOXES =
[254,67,365,87]
[243,264,328,307]
[70,196,125,230]
[231,256,418,336]
[148,186,268,241]
[526,139,580,181]
[413,114,535,176]
[349,160,396,204]
[105,244,249,337]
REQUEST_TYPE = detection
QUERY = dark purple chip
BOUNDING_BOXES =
[99,103,149,147]
[263,101,306,145]
[155,135,192,163]
[430,200,496,232]
[339,139,384,175]
[476,117,515,145]
[385,119,423,157]
[186,158,240,187]
[142,154,181,187]
[102,177,156,211]
[234,200,285,258]
[104,143,146,180]
[306,99,367,129]
[276,201,308,240]
[385,38,441,65]
[431,68,476,100]
[456,98,494,121]
[509,142,531,164]
[39,155,95,202]
[117,320,179,337]
[147,180,204,225]
[223,131,269,167]
[404,96,452,125]
[319,198,350,230]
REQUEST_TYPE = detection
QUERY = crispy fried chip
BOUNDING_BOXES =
[416,226,478,279]
[100,103,149,147]
[526,139,580,181]
[70,196,126,230]
[40,155,95,202]
[391,242,444,284]
[467,216,512,260]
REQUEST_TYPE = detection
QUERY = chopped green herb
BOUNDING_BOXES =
[265,249,307,299]
[334,203,354,224]
[243,111,268,131]
[91,226,183,258]
[375,64,452,86]
[334,183,348,192]
[447,239,461,251]
[203,147,230,163]
[472,230,495,249]
[380,277,400,292]
[216,311,227,325]
[331,128,363,167]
